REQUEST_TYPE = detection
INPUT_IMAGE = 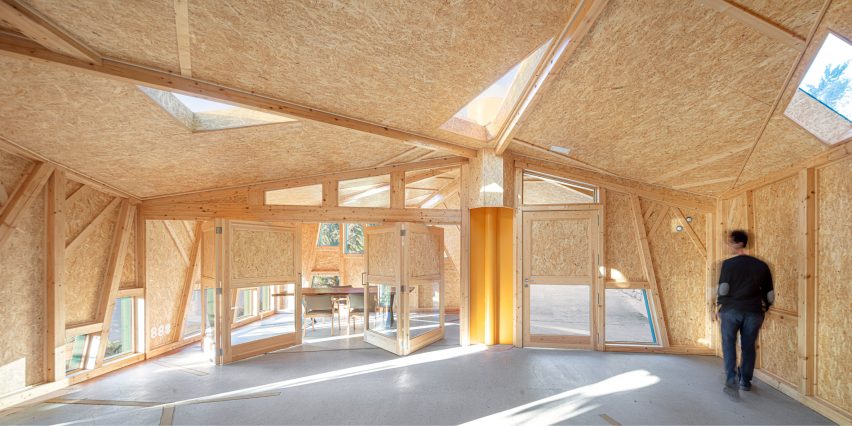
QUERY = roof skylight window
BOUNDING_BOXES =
[440,40,552,142]
[139,87,296,132]
[784,33,851,145]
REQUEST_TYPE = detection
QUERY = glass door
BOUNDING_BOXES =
[363,223,445,356]
[523,209,601,349]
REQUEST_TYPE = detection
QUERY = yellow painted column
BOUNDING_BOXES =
[469,207,514,345]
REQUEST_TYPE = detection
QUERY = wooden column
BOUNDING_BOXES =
[797,168,815,396]
[389,171,405,209]
[45,170,65,382]
[459,164,471,346]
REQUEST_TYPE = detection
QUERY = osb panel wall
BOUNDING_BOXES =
[313,250,340,273]
[815,157,851,412]
[146,220,196,349]
[343,256,365,287]
[648,209,706,347]
[0,149,32,206]
[760,314,800,385]
[753,176,799,313]
[443,256,461,310]
[367,231,396,278]
[64,206,118,325]
[409,231,441,278]
[530,218,590,277]
[119,215,137,289]
[605,191,645,282]
[231,228,295,280]
[65,187,112,245]
[0,175,44,396]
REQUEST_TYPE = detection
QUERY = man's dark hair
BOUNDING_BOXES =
[729,230,748,248]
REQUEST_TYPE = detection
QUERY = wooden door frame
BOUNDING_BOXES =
[518,205,604,349]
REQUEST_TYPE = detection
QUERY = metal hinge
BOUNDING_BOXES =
[215,226,223,234]
[217,348,223,356]
[216,288,223,295]
[400,229,407,236]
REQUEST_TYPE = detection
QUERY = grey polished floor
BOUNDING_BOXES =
[0,329,831,425]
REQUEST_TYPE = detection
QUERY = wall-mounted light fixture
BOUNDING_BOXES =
[685,216,693,223]
[675,225,684,232]
[549,145,571,155]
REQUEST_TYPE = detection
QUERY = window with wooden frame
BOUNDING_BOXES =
[604,289,657,344]
[104,297,135,360]
[783,32,852,145]
[344,223,365,254]
[182,286,203,339]
[316,223,340,247]
[64,334,91,373]
[311,274,341,288]
[522,170,597,205]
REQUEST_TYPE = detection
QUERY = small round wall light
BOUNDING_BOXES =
[675,225,684,232]
[685,216,693,223]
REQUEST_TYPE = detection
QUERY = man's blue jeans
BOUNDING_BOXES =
[720,309,765,385]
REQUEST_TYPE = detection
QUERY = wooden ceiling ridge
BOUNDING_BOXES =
[494,0,609,155]
[0,10,478,158]
[731,0,833,189]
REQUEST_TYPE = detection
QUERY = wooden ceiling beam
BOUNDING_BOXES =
[0,32,478,158]
[494,0,609,155]
[0,0,101,63]
[696,0,805,51]
[173,0,192,77]
[671,176,736,190]
[651,143,751,184]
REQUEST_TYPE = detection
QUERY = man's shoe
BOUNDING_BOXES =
[724,382,740,400]
[739,382,752,391]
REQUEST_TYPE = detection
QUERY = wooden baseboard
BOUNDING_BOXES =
[69,353,145,385]
[753,369,851,424]
[145,336,200,359]
[604,344,715,355]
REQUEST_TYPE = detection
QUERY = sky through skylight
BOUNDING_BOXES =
[172,93,237,113]
[799,33,852,120]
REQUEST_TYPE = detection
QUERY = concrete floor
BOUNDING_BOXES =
[0,321,830,425]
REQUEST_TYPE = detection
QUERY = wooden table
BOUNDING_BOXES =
[273,287,393,328]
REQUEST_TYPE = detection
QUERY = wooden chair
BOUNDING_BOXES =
[347,293,365,332]
[303,295,336,336]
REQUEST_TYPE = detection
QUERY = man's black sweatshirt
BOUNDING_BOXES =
[717,254,774,313]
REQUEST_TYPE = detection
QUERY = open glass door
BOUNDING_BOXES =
[201,221,220,363]
[217,220,302,364]
[364,223,444,356]
[523,210,601,349]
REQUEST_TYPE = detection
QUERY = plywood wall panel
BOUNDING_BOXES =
[119,216,137,289]
[409,231,441,278]
[146,220,195,349]
[815,157,852,412]
[753,176,799,313]
[761,314,800,385]
[648,210,706,347]
[64,209,118,325]
[605,191,645,282]
[0,149,32,204]
[343,256,364,287]
[0,186,44,396]
[65,187,113,244]
[231,228,294,280]
[530,218,590,277]
[313,251,340,273]
[367,231,396,278]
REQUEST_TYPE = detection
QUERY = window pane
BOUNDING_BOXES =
[410,281,441,339]
[529,285,590,336]
[234,288,257,321]
[183,288,202,338]
[523,171,596,205]
[317,223,340,247]
[338,175,390,207]
[105,297,134,359]
[259,286,271,312]
[345,224,364,254]
[231,284,295,345]
[311,275,340,287]
[265,184,323,206]
[367,284,398,339]
[65,335,88,372]
[605,289,656,343]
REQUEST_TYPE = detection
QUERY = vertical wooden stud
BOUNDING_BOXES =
[797,168,815,396]
[45,170,65,382]
[390,171,405,209]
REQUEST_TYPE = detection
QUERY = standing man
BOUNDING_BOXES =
[716,230,774,399]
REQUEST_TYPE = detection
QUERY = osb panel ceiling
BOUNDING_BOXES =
[515,0,825,193]
[736,0,851,186]
[187,1,574,148]
[25,0,180,72]
[0,55,414,198]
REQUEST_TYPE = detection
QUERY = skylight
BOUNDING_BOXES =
[784,33,852,145]
[440,40,552,142]
[139,86,296,132]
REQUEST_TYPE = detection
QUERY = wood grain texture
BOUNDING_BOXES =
[146,220,195,349]
[761,312,801,385]
[231,228,295,280]
[64,204,118,325]
[753,175,799,313]
[0,148,32,205]
[409,231,441,278]
[367,231,396,279]
[605,191,645,282]
[530,218,591,278]
[0,176,44,395]
[648,209,707,347]
[814,157,852,412]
